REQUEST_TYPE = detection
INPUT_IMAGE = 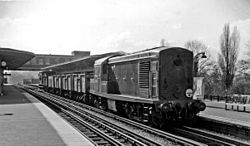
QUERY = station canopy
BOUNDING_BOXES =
[0,48,34,70]
[41,52,125,74]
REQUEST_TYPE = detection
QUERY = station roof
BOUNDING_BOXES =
[0,48,35,70]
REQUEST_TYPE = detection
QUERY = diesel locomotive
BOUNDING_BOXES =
[40,46,206,126]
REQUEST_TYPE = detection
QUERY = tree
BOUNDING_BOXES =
[246,40,250,56]
[218,23,240,91]
[231,78,250,94]
[160,39,171,47]
[244,40,250,67]
[184,40,211,76]
[185,40,207,55]
[203,63,225,95]
[236,59,250,80]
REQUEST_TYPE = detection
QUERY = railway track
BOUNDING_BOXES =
[24,89,157,146]
[59,109,127,146]
[197,116,250,140]
[33,90,138,146]
[20,85,203,146]
[168,126,250,146]
[60,109,146,146]
[20,85,250,146]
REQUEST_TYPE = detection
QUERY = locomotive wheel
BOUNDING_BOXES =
[93,97,100,108]
[189,115,198,126]
[100,99,108,111]
[187,111,195,120]
[124,103,134,119]
[86,94,92,105]
[81,94,86,103]
[149,112,165,128]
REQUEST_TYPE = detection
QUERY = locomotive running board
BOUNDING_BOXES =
[90,91,158,104]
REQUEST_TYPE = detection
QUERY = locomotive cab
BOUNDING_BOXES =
[159,48,193,101]
[158,47,206,121]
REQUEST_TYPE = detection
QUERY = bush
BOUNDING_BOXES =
[231,80,250,94]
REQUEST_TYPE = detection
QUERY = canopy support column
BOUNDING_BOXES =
[0,67,3,96]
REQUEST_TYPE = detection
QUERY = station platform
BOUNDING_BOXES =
[0,85,94,146]
[199,100,250,128]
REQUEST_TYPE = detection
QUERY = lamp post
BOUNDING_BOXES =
[0,60,7,96]
[194,52,207,77]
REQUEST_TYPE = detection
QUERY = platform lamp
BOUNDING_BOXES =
[1,60,6,68]
[1,60,7,75]
[194,52,207,77]
[0,60,6,95]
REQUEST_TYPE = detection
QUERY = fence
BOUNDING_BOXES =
[204,95,230,102]
[204,94,250,112]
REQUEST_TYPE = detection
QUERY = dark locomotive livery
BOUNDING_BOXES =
[40,47,206,126]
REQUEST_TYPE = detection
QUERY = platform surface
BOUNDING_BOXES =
[199,100,250,127]
[0,85,94,146]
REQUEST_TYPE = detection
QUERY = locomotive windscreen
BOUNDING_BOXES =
[159,48,193,100]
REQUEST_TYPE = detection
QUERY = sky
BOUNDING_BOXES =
[0,0,250,59]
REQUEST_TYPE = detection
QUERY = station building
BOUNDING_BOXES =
[5,50,90,85]
[19,51,90,70]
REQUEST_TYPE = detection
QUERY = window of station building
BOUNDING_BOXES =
[38,58,44,65]
[55,58,59,63]
[45,58,50,65]
[31,58,36,65]
[50,58,56,64]
[59,58,65,63]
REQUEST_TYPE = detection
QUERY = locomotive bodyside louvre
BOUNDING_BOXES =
[159,48,193,101]
[138,60,150,98]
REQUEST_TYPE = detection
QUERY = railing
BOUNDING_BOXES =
[204,94,250,112]
[205,95,250,104]
[204,95,230,102]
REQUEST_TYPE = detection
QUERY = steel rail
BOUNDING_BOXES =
[29,89,122,146]
[20,85,205,145]
[21,86,155,146]
[171,127,236,146]
[62,109,138,146]
[180,126,250,146]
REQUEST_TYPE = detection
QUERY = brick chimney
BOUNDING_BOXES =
[71,51,90,58]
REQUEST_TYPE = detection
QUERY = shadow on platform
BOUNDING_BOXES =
[0,85,40,105]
